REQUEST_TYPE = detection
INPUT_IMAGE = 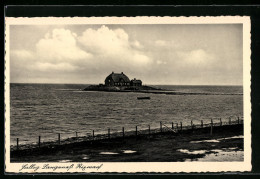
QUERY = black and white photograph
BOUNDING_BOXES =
[5,17,251,173]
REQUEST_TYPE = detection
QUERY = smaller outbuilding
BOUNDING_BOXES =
[130,78,142,86]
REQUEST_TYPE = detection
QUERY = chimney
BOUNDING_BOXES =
[121,72,123,74]
[112,71,114,74]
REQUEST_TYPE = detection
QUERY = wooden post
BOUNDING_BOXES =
[108,128,110,139]
[148,125,150,136]
[201,120,203,128]
[38,136,41,148]
[160,122,162,132]
[229,117,231,125]
[76,132,78,138]
[238,117,240,124]
[92,130,95,141]
[58,133,60,144]
[172,122,174,130]
[180,122,182,132]
[220,118,222,126]
[16,138,19,150]
[122,127,124,139]
[176,123,178,130]
[210,121,213,136]
[136,126,138,137]
[191,120,193,130]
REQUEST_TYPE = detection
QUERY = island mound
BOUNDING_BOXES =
[83,84,161,92]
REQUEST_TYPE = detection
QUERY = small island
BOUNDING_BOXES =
[83,72,161,92]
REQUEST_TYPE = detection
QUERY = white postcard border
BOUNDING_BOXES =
[5,16,251,173]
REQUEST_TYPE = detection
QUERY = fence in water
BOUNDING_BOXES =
[11,116,244,151]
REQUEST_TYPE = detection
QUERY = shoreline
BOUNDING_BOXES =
[11,123,243,162]
[83,89,242,96]
[83,87,242,96]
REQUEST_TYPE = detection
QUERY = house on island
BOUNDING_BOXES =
[84,71,159,91]
[104,72,142,87]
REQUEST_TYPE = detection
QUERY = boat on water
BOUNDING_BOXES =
[137,97,150,100]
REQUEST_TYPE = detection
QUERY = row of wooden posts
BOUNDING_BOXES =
[15,117,241,150]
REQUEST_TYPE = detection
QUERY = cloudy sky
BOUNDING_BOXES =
[9,24,243,85]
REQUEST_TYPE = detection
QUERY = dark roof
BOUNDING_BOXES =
[131,79,142,83]
[105,72,131,83]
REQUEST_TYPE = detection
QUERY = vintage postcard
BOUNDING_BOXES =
[5,16,251,173]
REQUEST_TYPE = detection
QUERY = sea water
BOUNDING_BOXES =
[10,84,243,145]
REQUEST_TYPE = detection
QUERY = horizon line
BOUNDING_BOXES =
[9,82,243,86]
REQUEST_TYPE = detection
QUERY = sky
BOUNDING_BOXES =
[9,24,243,85]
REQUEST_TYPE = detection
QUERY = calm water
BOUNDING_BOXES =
[10,84,243,145]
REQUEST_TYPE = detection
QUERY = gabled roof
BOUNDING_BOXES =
[105,72,131,83]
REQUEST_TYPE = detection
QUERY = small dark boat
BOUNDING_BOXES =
[137,97,150,100]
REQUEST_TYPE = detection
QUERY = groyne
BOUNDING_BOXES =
[11,117,243,158]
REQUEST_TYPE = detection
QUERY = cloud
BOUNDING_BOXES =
[155,40,167,46]
[132,54,150,65]
[11,29,91,75]
[78,26,129,55]
[10,26,153,83]
[11,50,34,60]
[154,40,179,49]
[131,40,143,49]
[33,62,79,72]
[177,49,215,65]
[156,60,167,65]
[36,28,92,63]
[77,25,151,67]
[10,24,243,85]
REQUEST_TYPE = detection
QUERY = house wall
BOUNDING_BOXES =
[130,81,142,86]
[105,77,130,86]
